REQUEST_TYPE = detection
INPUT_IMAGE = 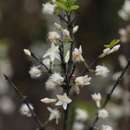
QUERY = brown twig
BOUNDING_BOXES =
[3,74,45,130]
[30,51,52,73]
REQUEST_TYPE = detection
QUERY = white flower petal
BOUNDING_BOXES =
[48,31,60,43]
[75,75,91,86]
[47,107,60,124]
[73,25,79,34]
[55,93,72,110]
[43,43,60,62]
[72,45,84,62]
[55,101,63,106]
[40,98,56,104]
[63,103,67,110]
[23,49,31,56]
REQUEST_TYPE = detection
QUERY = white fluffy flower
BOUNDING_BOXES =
[23,49,31,56]
[101,125,113,130]
[119,28,128,43]
[72,45,84,62]
[73,75,91,94]
[47,107,60,124]
[45,73,64,90]
[118,10,128,20]
[73,122,84,130]
[75,108,88,121]
[118,55,128,68]
[42,2,55,15]
[40,97,56,104]
[98,109,109,119]
[45,80,57,90]
[63,29,70,38]
[75,75,91,86]
[91,93,102,108]
[73,25,79,34]
[49,73,64,85]
[95,65,109,77]
[20,104,33,117]
[48,31,60,43]
[54,22,62,30]
[43,43,60,62]
[55,93,72,110]
[29,66,42,78]
[118,0,130,20]
[121,0,130,14]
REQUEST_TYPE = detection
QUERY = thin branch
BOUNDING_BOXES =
[89,114,99,130]
[3,74,45,130]
[83,60,94,73]
[68,63,76,80]
[58,25,71,130]
[88,60,130,130]
[59,43,66,74]
[102,60,130,108]
[58,14,69,24]
[58,11,74,130]
[31,51,52,74]
[58,3,78,130]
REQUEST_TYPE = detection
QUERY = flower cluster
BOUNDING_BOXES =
[22,1,123,130]
[99,44,120,58]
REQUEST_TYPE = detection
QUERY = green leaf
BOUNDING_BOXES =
[70,5,79,11]
[56,1,68,11]
[56,0,79,12]
[104,39,120,48]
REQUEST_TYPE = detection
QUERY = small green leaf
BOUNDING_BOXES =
[70,5,79,11]
[56,0,79,12]
[56,1,68,11]
[104,39,120,48]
